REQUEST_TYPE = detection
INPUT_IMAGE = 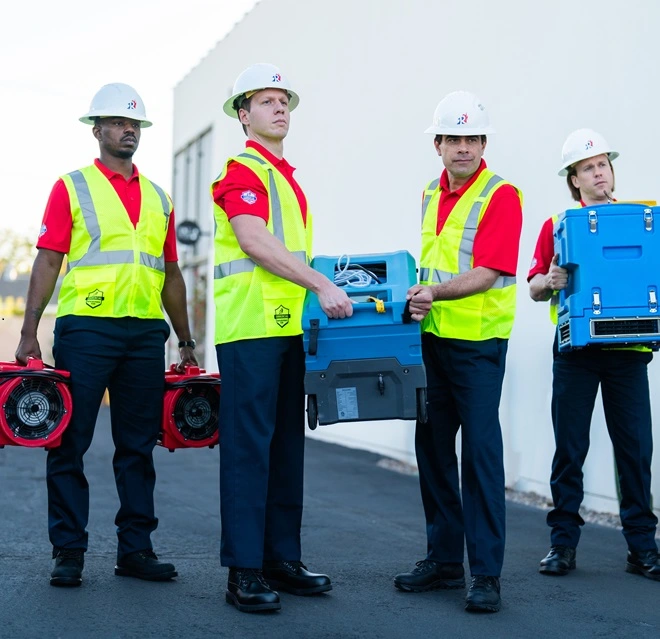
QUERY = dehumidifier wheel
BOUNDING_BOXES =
[417,387,428,424]
[307,395,318,431]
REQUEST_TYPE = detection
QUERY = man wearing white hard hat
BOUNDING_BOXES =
[15,83,197,587]
[394,91,523,613]
[210,63,352,613]
[528,129,660,581]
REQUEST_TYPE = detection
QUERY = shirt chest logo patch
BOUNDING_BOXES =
[240,190,258,205]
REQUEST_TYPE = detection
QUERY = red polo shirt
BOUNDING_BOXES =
[212,140,308,225]
[432,160,522,276]
[37,159,178,261]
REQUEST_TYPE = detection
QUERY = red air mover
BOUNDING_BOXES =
[0,359,72,449]
[160,364,220,452]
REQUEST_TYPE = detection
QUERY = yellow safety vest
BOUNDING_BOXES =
[211,149,312,344]
[57,165,171,319]
[550,206,650,352]
[419,169,522,341]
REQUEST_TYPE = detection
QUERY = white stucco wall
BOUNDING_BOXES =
[173,0,660,517]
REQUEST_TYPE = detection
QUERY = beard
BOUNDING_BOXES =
[115,148,136,160]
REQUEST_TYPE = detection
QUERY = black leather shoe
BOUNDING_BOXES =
[539,545,577,576]
[50,548,84,587]
[263,560,332,595]
[226,568,281,612]
[626,549,660,581]
[394,559,465,592]
[465,575,501,613]
[115,549,177,581]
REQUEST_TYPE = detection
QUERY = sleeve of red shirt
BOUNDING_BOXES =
[472,184,523,276]
[36,179,72,253]
[212,161,269,223]
[526,217,555,281]
[164,207,178,262]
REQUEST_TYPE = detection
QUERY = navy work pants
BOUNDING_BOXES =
[415,333,508,577]
[549,340,658,550]
[216,336,305,568]
[48,315,170,558]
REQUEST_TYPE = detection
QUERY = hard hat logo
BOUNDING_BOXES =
[272,73,282,82]
[457,113,469,125]
[127,100,137,111]
[585,139,593,150]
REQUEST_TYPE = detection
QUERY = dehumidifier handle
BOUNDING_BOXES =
[308,319,320,356]
[402,300,412,324]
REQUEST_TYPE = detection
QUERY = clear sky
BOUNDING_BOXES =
[0,0,258,239]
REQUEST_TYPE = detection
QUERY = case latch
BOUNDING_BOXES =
[644,208,653,232]
[588,210,598,233]
[592,290,602,315]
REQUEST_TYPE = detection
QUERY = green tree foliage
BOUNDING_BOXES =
[0,229,36,278]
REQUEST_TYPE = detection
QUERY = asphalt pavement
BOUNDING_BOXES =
[0,406,658,639]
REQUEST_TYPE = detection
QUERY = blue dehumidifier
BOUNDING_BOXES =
[302,250,427,430]
[554,202,660,351]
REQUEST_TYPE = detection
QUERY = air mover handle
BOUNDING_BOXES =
[24,358,46,370]
[168,363,204,375]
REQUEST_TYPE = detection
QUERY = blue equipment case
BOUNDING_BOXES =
[302,250,427,429]
[554,203,660,351]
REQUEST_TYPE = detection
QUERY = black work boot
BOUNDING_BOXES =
[539,545,577,576]
[465,575,501,613]
[114,549,177,581]
[226,568,281,612]
[626,549,660,581]
[263,560,332,595]
[394,559,465,592]
[50,548,84,587]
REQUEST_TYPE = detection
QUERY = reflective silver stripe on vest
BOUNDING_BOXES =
[419,267,515,289]
[237,153,285,242]
[214,250,307,279]
[421,178,440,223]
[214,152,298,279]
[150,180,171,230]
[458,174,504,273]
[66,170,166,272]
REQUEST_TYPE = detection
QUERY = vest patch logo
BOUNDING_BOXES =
[240,190,258,205]
[85,288,105,309]
[274,305,291,328]
[457,112,469,125]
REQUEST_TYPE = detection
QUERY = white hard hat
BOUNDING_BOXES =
[558,128,618,176]
[425,90,495,136]
[223,63,299,118]
[79,83,152,127]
